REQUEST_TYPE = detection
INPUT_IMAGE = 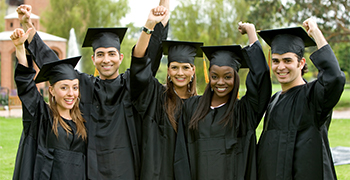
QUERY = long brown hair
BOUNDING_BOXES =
[165,67,197,132]
[48,86,87,140]
[189,70,240,130]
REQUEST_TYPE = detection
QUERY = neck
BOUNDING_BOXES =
[281,77,305,92]
[58,109,72,120]
[211,94,229,107]
[173,86,190,99]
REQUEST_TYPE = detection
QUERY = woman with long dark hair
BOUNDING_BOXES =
[130,6,202,179]
[174,22,272,180]
[11,28,87,180]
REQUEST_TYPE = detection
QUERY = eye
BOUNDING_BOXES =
[211,75,217,80]
[96,53,104,57]
[171,66,178,70]
[109,52,117,56]
[224,75,232,80]
[73,86,79,90]
[272,59,279,64]
[183,66,191,70]
[60,86,67,90]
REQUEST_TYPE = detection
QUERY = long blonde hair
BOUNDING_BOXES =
[48,86,87,140]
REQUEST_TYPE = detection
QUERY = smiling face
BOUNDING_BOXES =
[92,47,124,80]
[167,62,195,89]
[49,79,80,115]
[209,65,234,101]
[272,52,305,91]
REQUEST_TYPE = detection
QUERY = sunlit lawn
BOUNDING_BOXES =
[1,116,349,179]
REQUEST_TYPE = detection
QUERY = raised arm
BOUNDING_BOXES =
[133,6,168,58]
[239,22,272,127]
[17,5,36,44]
[10,28,32,67]
[303,18,345,124]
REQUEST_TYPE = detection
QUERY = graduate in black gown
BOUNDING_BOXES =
[132,17,203,179]
[16,3,169,179]
[257,18,346,180]
[11,28,87,180]
[174,22,271,180]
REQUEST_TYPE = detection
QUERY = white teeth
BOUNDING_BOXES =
[217,88,226,91]
[65,99,73,102]
[279,73,287,76]
[177,78,185,80]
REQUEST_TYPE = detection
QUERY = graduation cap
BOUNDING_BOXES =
[258,27,316,57]
[201,45,247,72]
[35,56,81,85]
[82,27,128,52]
[163,40,203,66]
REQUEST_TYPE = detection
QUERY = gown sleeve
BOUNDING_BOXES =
[148,22,169,76]
[240,40,272,128]
[309,45,346,126]
[24,32,60,69]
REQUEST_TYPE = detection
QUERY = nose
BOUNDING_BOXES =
[217,77,225,85]
[67,87,74,96]
[277,62,285,70]
[102,54,110,63]
[177,68,184,75]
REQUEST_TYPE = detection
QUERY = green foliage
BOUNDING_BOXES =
[41,0,130,74]
[0,0,7,32]
[171,0,254,92]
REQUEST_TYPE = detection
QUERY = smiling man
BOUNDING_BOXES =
[257,18,346,180]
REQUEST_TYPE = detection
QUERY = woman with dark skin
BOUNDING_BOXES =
[173,23,271,180]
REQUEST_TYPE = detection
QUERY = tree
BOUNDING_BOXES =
[170,0,253,93]
[0,0,7,32]
[248,0,350,82]
[41,0,129,74]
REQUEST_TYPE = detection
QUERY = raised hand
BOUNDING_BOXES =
[16,5,32,25]
[303,18,327,49]
[10,28,32,48]
[238,22,258,44]
[145,6,168,29]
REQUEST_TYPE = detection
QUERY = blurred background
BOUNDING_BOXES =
[0,0,349,107]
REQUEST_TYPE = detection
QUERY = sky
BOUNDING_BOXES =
[120,0,178,27]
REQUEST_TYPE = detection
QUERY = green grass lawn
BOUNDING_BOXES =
[1,117,349,179]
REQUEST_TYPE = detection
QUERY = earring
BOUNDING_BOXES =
[210,87,213,92]
[168,75,172,82]
[188,83,191,92]
[190,76,194,83]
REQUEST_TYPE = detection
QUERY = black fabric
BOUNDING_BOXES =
[257,45,346,180]
[34,56,81,84]
[174,41,272,180]
[258,27,316,57]
[201,45,246,71]
[13,63,86,180]
[21,25,167,180]
[130,23,180,179]
[82,28,127,52]
[163,40,203,66]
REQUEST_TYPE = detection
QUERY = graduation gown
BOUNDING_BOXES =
[23,23,168,180]
[257,45,346,180]
[130,25,178,179]
[174,41,271,180]
[13,61,86,180]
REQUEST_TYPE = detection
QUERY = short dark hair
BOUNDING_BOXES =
[296,54,308,76]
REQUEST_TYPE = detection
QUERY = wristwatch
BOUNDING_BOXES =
[142,26,154,34]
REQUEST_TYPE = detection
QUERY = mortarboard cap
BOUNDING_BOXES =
[82,27,128,52]
[201,45,247,72]
[163,40,203,66]
[258,27,316,57]
[35,56,81,85]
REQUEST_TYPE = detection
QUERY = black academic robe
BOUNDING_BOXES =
[23,23,167,180]
[257,45,346,180]
[174,41,271,180]
[130,25,178,179]
[13,61,86,180]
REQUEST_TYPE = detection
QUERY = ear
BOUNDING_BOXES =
[48,86,54,97]
[119,53,124,63]
[91,54,95,65]
[192,66,196,74]
[299,57,306,69]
